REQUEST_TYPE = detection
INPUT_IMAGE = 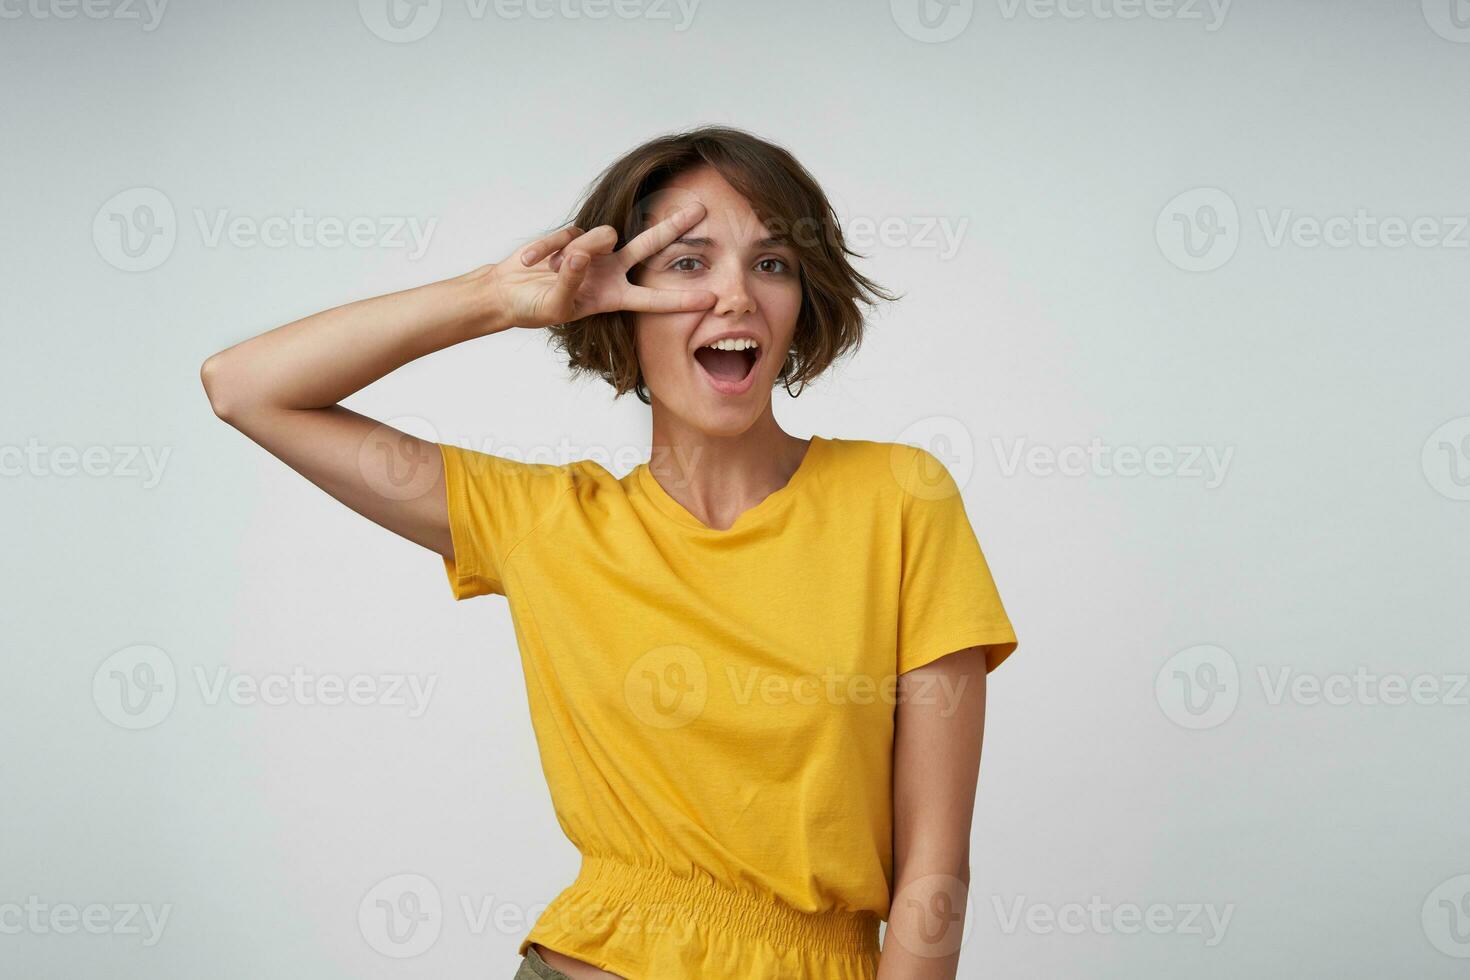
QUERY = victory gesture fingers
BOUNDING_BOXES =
[491,202,715,329]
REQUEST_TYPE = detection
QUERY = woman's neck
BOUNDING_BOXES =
[646,408,810,532]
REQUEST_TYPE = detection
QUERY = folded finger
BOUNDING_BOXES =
[521,225,584,266]
[546,249,592,309]
[564,224,620,258]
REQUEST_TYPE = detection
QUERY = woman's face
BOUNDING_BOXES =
[629,166,804,438]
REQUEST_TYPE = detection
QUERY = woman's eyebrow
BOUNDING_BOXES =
[656,234,791,253]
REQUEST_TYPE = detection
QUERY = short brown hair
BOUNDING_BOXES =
[545,125,898,403]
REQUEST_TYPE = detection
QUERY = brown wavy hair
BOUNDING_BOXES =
[545,125,898,403]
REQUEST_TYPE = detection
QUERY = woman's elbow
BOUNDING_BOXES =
[200,351,241,423]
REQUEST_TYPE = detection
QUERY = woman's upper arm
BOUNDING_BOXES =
[207,394,452,559]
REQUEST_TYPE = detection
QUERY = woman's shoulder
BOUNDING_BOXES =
[818,434,932,472]
[815,435,938,496]
[820,436,980,513]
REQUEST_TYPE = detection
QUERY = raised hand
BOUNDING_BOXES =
[489,201,717,329]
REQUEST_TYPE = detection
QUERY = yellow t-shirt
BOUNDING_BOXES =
[438,434,1017,979]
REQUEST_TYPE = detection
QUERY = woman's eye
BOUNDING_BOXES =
[668,256,792,274]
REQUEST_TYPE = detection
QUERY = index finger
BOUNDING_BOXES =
[617,201,707,270]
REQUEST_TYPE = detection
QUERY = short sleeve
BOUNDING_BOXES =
[896,446,1018,674]
[438,443,575,600]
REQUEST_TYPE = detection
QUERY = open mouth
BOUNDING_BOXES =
[692,338,760,392]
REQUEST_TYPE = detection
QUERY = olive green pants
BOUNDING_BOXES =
[512,944,574,980]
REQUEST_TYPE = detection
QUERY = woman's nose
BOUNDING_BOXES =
[711,267,755,317]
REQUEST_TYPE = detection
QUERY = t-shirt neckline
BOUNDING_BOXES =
[635,435,828,534]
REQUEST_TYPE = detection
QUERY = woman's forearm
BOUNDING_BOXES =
[193,209,708,558]
[201,264,509,421]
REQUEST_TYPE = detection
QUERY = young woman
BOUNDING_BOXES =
[201,126,1018,980]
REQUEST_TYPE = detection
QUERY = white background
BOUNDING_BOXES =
[3,0,1469,977]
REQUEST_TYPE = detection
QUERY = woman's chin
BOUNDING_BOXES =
[674,396,769,441]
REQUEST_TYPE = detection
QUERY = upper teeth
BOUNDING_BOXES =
[704,338,759,351]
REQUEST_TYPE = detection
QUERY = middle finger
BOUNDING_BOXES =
[617,202,708,271]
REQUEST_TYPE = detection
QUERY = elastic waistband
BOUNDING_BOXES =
[558,855,880,955]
